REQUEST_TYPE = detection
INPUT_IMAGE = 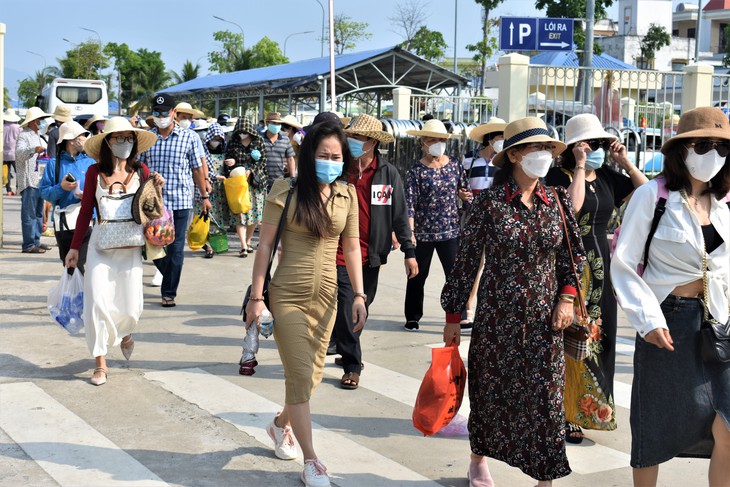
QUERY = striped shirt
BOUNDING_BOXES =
[137,125,202,210]
[262,134,294,185]
[463,155,498,193]
[14,128,46,193]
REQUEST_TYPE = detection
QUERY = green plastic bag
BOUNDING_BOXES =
[207,216,229,254]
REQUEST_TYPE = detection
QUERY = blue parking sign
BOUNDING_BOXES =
[537,18,574,51]
[500,17,574,52]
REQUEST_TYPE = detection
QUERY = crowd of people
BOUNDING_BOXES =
[3,98,729,487]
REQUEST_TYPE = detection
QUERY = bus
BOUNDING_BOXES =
[37,78,108,118]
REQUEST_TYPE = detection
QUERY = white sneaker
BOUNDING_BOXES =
[267,415,297,460]
[301,459,330,487]
[151,270,163,287]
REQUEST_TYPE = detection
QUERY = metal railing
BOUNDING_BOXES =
[713,73,730,110]
[409,94,498,124]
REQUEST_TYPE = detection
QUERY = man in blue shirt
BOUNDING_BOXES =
[138,93,211,307]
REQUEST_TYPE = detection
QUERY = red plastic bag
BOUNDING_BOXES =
[412,344,467,436]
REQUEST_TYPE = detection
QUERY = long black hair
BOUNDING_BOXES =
[97,134,142,177]
[662,140,730,199]
[295,123,355,238]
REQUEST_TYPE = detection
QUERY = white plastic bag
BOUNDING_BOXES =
[47,269,85,334]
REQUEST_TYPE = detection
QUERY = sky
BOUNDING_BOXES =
[1,0,685,101]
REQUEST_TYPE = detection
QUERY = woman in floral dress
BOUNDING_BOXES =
[546,114,647,441]
[224,118,268,256]
[441,117,586,486]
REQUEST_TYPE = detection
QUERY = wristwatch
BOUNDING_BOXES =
[354,292,367,301]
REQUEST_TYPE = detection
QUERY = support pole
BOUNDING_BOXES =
[0,23,5,247]
[328,0,336,112]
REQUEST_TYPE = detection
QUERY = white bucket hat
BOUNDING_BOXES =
[20,107,52,127]
[58,121,90,143]
[84,116,158,160]
[406,119,457,139]
[3,108,21,123]
[564,113,618,146]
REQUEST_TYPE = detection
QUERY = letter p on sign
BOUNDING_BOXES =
[519,23,531,43]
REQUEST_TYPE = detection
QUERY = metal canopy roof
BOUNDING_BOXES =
[530,51,637,70]
[161,46,469,99]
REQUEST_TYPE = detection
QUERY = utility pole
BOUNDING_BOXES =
[581,0,596,104]
[695,0,703,61]
[1,23,5,247]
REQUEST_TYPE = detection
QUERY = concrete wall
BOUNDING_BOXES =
[597,35,695,71]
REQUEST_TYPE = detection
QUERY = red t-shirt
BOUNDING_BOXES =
[336,156,377,266]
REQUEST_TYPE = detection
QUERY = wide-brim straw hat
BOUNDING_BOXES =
[265,111,285,123]
[53,104,73,123]
[132,177,164,225]
[20,107,51,127]
[84,113,109,130]
[492,116,566,168]
[468,117,507,143]
[564,113,618,146]
[344,114,395,144]
[3,108,21,123]
[58,121,90,144]
[280,114,303,129]
[660,106,730,155]
[84,116,158,161]
[175,102,204,119]
[193,119,210,131]
[406,119,457,139]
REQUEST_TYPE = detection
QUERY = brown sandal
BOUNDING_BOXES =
[340,372,359,390]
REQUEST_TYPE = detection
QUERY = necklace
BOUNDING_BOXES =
[680,189,711,221]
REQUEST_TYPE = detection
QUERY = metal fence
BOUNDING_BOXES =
[409,94,498,124]
[713,73,730,111]
[527,65,685,174]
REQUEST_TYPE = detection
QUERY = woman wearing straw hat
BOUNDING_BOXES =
[84,114,109,136]
[612,107,730,486]
[403,119,469,331]
[40,121,97,273]
[545,113,647,444]
[65,117,163,386]
[16,107,52,253]
[442,117,586,486]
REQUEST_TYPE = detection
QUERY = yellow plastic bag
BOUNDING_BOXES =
[187,212,210,251]
[224,175,251,214]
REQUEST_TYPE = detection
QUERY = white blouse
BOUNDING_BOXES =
[611,178,730,337]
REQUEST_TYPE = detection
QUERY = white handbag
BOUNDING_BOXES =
[53,203,82,232]
[94,173,145,250]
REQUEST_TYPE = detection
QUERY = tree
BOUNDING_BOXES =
[247,37,288,68]
[406,27,448,61]
[170,60,201,85]
[17,79,40,108]
[639,24,671,69]
[331,13,373,54]
[128,49,170,113]
[105,42,142,108]
[390,0,429,49]
[208,30,246,73]
[722,25,730,68]
[469,1,503,96]
[534,0,613,55]
[3,87,10,109]
[59,40,110,79]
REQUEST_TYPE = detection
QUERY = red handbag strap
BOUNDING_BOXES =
[550,187,588,319]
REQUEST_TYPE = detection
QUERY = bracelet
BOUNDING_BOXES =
[354,292,367,301]
[248,296,265,302]
[574,166,585,171]
[559,296,575,303]
[559,293,575,301]
[201,195,209,199]
[627,167,636,176]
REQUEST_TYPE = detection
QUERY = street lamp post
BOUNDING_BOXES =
[81,27,103,80]
[80,27,102,46]
[313,0,326,57]
[284,31,314,57]
[213,16,245,50]
[26,50,47,88]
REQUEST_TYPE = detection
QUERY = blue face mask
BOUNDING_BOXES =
[585,148,605,170]
[347,137,367,158]
[315,159,344,184]
[267,124,281,135]
[38,119,47,131]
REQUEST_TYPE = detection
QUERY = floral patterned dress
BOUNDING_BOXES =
[546,166,633,431]
[441,178,586,481]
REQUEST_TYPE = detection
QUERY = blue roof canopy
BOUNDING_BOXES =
[530,51,637,70]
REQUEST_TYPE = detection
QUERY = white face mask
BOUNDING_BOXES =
[110,140,134,160]
[240,134,250,143]
[209,140,221,149]
[154,116,173,129]
[684,148,726,183]
[178,119,191,130]
[519,150,553,179]
[491,140,504,153]
[428,141,446,157]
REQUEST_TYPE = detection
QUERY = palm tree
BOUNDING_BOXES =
[128,62,171,113]
[170,60,201,85]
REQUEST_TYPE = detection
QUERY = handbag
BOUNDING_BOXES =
[699,248,730,363]
[207,215,229,254]
[95,172,145,250]
[241,179,295,323]
[552,187,595,361]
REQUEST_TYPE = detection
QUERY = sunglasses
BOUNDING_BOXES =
[686,140,730,157]
[152,110,171,117]
[584,139,611,151]
[110,135,135,144]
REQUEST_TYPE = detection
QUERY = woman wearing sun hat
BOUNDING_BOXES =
[84,114,109,136]
[545,113,648,444]
[64,117,163,386]
[403,119,469,331]
[612,106,730,486]
[442,116,586,486]
[40,121,97,272]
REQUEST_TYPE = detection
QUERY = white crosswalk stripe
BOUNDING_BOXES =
[0,382,168,487]
[146,368,441,487]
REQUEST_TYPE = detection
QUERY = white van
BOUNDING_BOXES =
[38,78,108,117]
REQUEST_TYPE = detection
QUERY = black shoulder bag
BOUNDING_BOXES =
[241,179,296,323]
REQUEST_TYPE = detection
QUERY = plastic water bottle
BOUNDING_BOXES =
[258,310,274,338]
[241,323,259,363]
